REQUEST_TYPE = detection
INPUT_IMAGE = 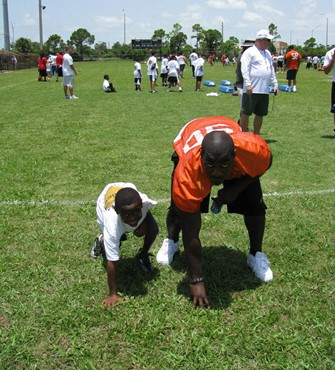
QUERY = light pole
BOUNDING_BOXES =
[320,13,329,49]
[311,24,320,39]
[10,20,14,49]
[289,30,293,45]
[39,0,46,49]
[2,0,10,51]
[122,9,126,45]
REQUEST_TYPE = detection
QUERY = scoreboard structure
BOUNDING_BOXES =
[131,39,162,49]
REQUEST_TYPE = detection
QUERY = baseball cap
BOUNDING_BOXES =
[255,29,274,40]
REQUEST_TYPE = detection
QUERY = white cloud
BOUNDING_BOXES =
[243,11,263,22]
[180,11,202,22]
[213,15,226,23]
[207,0,247,10]
[253,1,284,17]
[235,21,249,29]
[187,5,202,12]
[95,15,132,27]
[139,22,152,29]
[161,12,173,18]
[23,13,35,26]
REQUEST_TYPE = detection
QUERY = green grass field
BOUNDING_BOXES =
[0,60,334,369]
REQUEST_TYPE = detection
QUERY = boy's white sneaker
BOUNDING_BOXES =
[247,251,273,282]
[70,95,79,100]
[156,238,179,265]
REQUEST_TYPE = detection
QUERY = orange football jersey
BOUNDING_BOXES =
[172,117,271,213]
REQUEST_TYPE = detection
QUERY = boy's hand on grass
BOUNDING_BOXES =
[102,294,124,308]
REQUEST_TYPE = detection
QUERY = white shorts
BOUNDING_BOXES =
[62,75,74,87]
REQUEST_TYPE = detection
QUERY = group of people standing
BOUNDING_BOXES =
[37,46,79,99]
[37,52,63,82]
[132,50,208,94]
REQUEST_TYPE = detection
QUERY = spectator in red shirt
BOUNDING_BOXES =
[37,52,47,81]
[55,52,63,82]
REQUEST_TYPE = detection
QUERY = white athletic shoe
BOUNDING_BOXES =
[293,85,297,92]
[156,238,179,265]
[247,251,273,282]
[70,95,79,100]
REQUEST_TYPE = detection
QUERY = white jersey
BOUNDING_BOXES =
[62,53,74,76]
[103,79,110,92]
[324,48,335,81]
[96,183,157,262]
[134,62,142,78]
[161,57,168,74]
[194,57,205,77]
[190,52,198,66]
[177,55,186,66]
[147,55,157,76]
[167,60,179,77]
[50,55,56,66]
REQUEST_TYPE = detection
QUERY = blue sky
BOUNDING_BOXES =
[1,0,334,49]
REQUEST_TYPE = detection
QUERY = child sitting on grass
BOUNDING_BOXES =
[91,183,158,308]
[102,74,117,93]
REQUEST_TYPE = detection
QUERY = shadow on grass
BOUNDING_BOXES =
[264,139,278,144]
[321,135,335,139]
[101,256,160,298]
[172,245,262,310]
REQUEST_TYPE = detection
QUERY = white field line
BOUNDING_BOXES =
[0,79,36,89]
[0,188,334,207]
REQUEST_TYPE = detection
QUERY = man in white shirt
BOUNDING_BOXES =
[160,54,169,86]
[323,47,335,132]
[147,51,158,93]
[62,46,78,99]
[167,55,182,92]
[240,29,278,135]
[134,58,142,91]
[312,55,319,69]
[194,53,205,91]
[189,50,198,78]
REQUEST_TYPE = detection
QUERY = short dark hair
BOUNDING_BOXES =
[115,188,141,211]
[104,74,109,80]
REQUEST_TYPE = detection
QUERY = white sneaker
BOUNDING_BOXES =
[293,85,297,92]
[70,95,79,100]
[156,238,179,265]
[247,251,273,282]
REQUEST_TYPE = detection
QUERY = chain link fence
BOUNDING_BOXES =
[0,51,37,72]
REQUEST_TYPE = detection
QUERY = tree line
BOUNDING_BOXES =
[12,22,333,60]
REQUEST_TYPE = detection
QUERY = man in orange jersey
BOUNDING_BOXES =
[285,45,302,92]
[156,116,273,308]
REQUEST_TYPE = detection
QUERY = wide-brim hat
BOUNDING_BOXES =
[241,40,255,47]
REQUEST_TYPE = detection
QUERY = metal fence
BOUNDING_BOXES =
[0,51,37,72]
